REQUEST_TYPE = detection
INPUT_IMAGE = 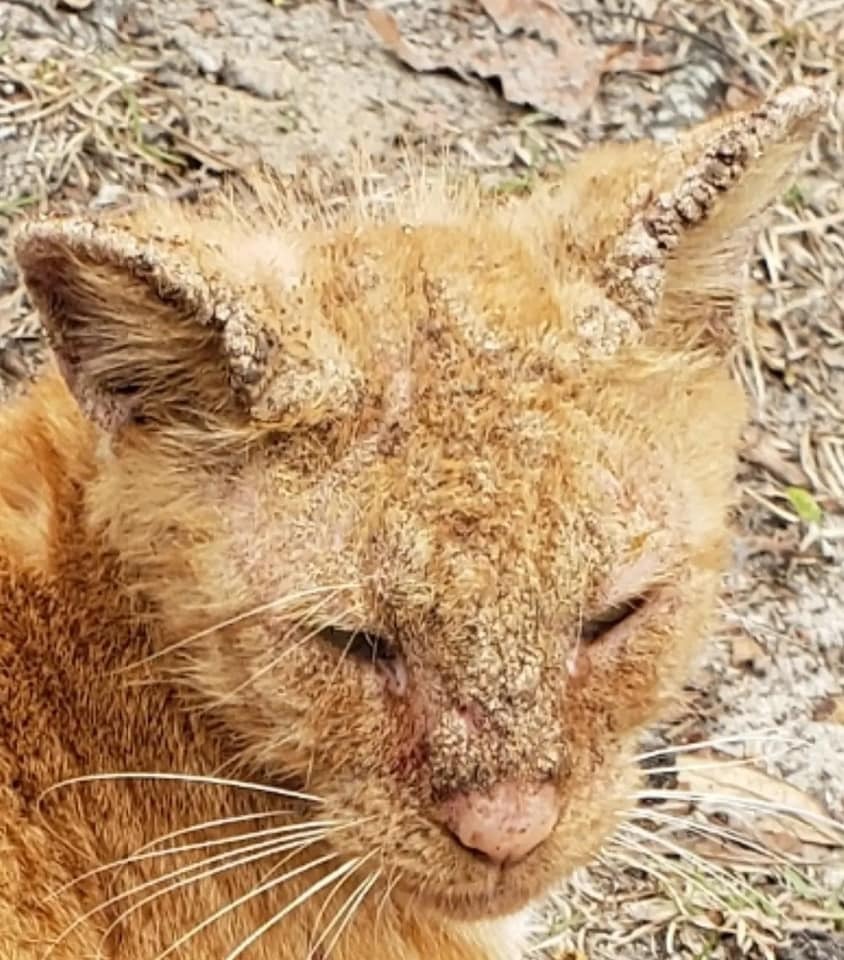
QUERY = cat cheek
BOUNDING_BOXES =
[569,617,669,725]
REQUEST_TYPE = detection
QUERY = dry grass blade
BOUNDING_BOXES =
[633,729,798,763]
[618,822,773,911]
[632,788,844,844]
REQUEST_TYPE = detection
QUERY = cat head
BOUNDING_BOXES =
[15,86,827,919]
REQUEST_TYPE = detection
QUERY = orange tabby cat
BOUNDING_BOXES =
[0,86,826,959]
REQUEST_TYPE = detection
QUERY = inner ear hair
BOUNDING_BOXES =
[15,217,278,433]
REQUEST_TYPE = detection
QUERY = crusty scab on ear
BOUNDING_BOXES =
[552,84,830,357]
[600,84,831,337]
[13,216,362,434]
[12,85,829,436]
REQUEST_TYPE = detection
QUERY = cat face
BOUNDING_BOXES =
[15,87,825,919]
[186,341,739,918]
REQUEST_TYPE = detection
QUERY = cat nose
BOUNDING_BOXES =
[439,780,558,865]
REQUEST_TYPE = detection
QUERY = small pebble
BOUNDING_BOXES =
[220,56,293,100]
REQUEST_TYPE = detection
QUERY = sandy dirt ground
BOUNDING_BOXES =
[1,1,842,957]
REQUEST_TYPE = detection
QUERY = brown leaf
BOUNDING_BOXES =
[367,10,415,62]
[675,750,843,848]
[600,43,672,74]
[192,9,220,34]
[813,695,844,724]
[368,2,603,123]
[726,85,753,109]
[481,0,603,119]
[742,425,810,487]
[683,834,789,867]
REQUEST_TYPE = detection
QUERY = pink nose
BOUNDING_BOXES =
[440,781,559,865]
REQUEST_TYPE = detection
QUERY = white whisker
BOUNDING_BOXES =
[153,851,340,960]
[224,857,363,960]
[304,855,364,958]
[121,581,362,671]
[45,817,344,903]
[137,809,294,851]
[618,822,765,908]
[39,772,322,810]
[639,753,798,777]
[254,816,375,888]
[321,867,381,958]
[306,851,377,959]
[626,807,809,868]
[374,867,402,934]
[634,730,801,763]
[96,831,335,956]
[47,828,333,957]
[631,789,844,839]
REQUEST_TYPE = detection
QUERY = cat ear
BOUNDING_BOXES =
[591,85,830,347]
[14,218,360,434]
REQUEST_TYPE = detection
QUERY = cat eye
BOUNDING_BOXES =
[320,626,396,663]
[580,593,649,645]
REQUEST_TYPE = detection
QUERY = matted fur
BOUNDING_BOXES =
[0,86,828,959]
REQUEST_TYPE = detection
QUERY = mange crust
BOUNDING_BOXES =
[0,85,828,959]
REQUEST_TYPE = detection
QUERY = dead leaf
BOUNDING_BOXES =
[192,9,220,34]
[742,425,810,487]
[675,750,843,848]
[368,2,604,123]
[367,10,411,60]
[600,43,672,74]
[622,898,678,924]
[813,695,844,725]
[683,834,793,868]
[479,0,603,118]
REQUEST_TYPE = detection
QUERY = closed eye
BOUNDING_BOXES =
[320,626,395,663]
[580,593,649,645]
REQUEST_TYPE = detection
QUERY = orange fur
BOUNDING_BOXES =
[0,86,827,959]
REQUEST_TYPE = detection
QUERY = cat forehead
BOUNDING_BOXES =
[254,368,674,579]
[127,190,630,371]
